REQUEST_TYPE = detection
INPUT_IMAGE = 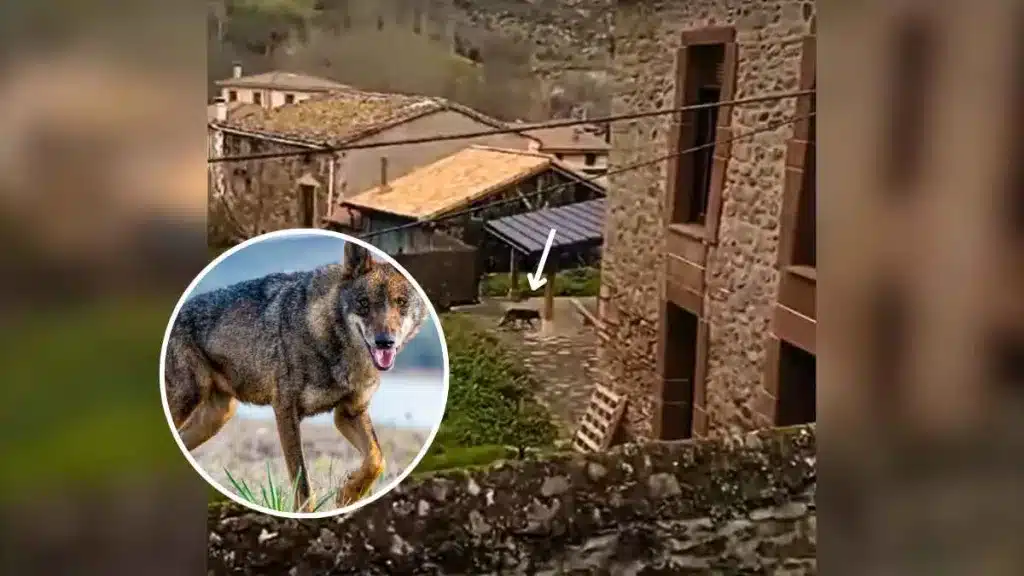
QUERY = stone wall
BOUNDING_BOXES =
[598,0,816,439]
[208,425,816,574]
[208,132,335,246]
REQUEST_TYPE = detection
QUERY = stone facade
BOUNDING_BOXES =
[599,0,815,439]
[208,425,816,574]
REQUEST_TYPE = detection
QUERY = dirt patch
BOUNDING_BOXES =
[194,417,430,508]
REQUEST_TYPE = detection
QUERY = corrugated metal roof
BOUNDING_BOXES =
[484,198,606,255]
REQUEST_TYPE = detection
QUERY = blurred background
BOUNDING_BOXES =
[0,0,1021,574]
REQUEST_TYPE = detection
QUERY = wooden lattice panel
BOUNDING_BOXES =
[571,384,627,454]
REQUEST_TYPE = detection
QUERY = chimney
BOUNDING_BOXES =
[379,157,389,190]
[232,61,243,79]
[213,97,227,122]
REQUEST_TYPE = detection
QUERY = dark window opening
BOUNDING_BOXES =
[793,89,817,267]
[252,92,262,106]
[377,15,385,31]
[660,302,698,440]
[554,153,564,160]
[776,340,817,426]
[228,90,238,102]
[284,93,295,104]
[673,43,725,226]
[584,153,597,166]
[299,185,316,228]
[883,14,935,194]
[988,331,1024,392]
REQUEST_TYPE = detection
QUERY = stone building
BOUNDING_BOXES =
[206,87,536,245]
[598,0,817,440]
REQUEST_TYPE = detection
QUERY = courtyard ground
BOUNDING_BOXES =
[454,296,600,441]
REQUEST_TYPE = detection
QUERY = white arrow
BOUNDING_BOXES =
[526,229,557,291]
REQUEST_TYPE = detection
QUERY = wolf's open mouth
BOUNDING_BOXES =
[367,344,396,371]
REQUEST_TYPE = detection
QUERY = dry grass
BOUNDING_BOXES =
[194,417,430,512]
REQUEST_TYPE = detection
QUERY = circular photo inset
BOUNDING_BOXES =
[160,229,449,518]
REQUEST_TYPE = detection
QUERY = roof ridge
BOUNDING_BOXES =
[466,145,557,159]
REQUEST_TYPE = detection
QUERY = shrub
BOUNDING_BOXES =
[481,267,601,298]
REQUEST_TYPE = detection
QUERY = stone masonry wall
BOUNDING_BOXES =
[208,425,816,574]
[209,132,335,245]
[599,0,815,439]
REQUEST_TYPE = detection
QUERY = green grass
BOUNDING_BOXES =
[222,463,336,513]
[482,267,601,299]
[413,314,558,474]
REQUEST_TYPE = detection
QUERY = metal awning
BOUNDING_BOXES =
[484,198,606,255]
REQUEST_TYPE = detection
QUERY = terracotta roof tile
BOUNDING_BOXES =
[222,89,442,145]
[215,71,350,91]
[338,146,556,220]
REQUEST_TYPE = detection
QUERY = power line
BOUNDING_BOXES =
[354,111,815,242]
[208,89,814,164]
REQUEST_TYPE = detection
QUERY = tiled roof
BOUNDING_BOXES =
[522,124,610,152]
[216,87,522,146]
[338,146,557,220]
[206,101,261,122]
[215,71,350,92]
[220,89,443,145]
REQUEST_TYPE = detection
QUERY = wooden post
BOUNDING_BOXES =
[508,249,519,299]
[543,268,555,321]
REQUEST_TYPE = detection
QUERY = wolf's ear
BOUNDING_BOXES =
[342,242,374,279]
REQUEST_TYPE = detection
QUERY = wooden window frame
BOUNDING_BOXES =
[664,26,738,244]
[778,35,817,272]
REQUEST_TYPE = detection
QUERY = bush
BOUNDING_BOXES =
[481,267,601,298]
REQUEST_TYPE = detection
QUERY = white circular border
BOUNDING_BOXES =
[159,229,451,519]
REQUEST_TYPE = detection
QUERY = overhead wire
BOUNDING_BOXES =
[354,111,816,241]
[207,89,814,164]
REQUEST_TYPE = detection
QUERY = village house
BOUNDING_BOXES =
[214,63,350,110]
[206,87,540,244]
[328,145,605,260]
[521,124,610,177]
[597,0,816,442]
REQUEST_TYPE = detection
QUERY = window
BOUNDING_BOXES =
[659,302,699,439]
[775,340,816,426]
[284,93,295,104]
[252,92,262,106]
[299,184,316,228]
[668,28,736,233]
[228,90,238,102]
[584,153,597,166]
[554,153,564,160]
[793,88,816,267]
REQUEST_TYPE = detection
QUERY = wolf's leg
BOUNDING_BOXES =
[333,406,385,507]
[177,391,237,451]
[273,401,312,512]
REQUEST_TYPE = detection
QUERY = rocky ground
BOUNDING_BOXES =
[193,418,431,511]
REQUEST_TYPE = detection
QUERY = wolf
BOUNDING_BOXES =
[497,307,541,330]
[164,241,429,511]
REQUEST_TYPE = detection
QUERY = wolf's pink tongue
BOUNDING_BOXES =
[373,348,395,369]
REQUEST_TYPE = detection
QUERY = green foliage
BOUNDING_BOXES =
[414,444,518,474]
[482,267,601,298]
[426,314,558,457]
[222,463,336,513]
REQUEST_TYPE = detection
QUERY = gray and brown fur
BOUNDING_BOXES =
[497,307,540,330]
[164,242,429,511]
